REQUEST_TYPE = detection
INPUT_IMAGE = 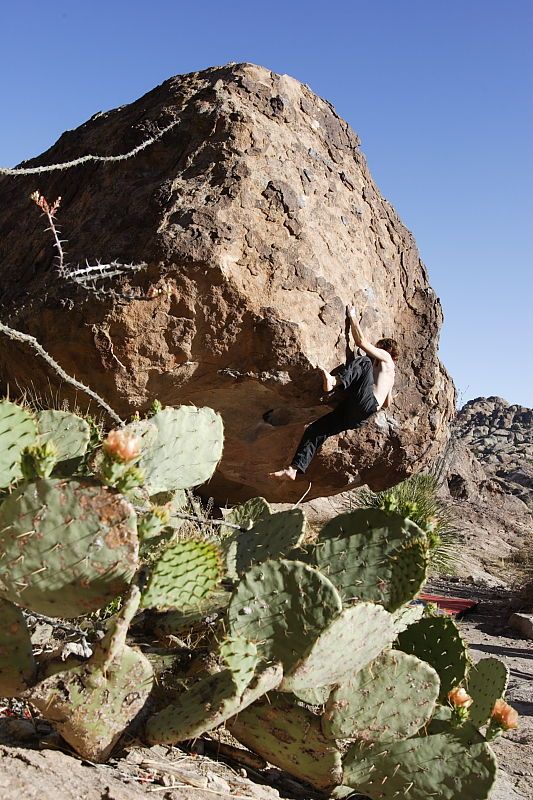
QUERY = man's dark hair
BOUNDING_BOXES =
[376,338,399,361]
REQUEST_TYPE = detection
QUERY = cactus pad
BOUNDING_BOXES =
[37,409,90,472]
[29,643,153,762]
[224,509,306,578]
[0,478,138,617]
[292,685,332,706]
[127,406,224,493]
[151,590,231,640]
[219,636,259,693]
[388,533,428,611]
[468,657,510,728]
[396,615,469,700]
[145,660,283,745]
[343,727,497,800]
[281,603,396,692]
[0,399,37,488]
[220,496,271,538]
[0,598,36,695]
[151,488,188,533]
[140,539,222,610]
[227,559,342,672]
[313,509,428,611]
[390,602,424,635]
[322,650,439,741]
[228,692,343,791]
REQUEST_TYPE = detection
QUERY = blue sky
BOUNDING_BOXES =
[1,1,531,407]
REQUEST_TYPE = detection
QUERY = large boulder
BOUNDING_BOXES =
[0,63,454,502]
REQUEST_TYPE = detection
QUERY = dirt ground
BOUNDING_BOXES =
[1,576,531,800]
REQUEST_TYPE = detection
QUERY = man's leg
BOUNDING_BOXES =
[270,358,374,480]
[335,355,369,391]
[317,356,369,396]
[289,407,350,474]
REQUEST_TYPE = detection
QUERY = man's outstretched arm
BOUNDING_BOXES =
[347,306,393,363]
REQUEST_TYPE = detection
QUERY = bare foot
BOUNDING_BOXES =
[318,366,336,393]
[269,467,298,481]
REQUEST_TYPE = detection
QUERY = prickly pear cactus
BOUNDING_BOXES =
[219,636,259,694]
[0,598,36,695]
[468,657,510,728]
[29,641,153,762]
[281,602,396,692]
[0,399,37,487]
[0,394,511,789]
[322,650,440,741]
[227,559,342,673]
[228,692,343,791]
[140,538,222,610]
[388,532,428,611]
[313,509,428,611]
[126,406,224,494]
[0,478,138,617]
[27,586,152,762]
[224,508,306,578]
[145,635,282,745]
[37,409,91,472]
[396,615,469,700]
[220,496,271,538]
[343,725,497,800]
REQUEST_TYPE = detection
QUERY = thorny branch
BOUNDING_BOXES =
[0,322,124,425]
[0,119,180,176]
[133,505,247,533]
[0,119,180,412]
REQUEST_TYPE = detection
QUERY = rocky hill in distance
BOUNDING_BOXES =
[440,395,532,585]
[452,396,532,508]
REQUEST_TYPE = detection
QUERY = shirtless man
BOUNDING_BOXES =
[270,306,397,480]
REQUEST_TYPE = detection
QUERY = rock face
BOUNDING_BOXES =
[440,397,532,582]
[451,397,533,508]
[0,63,454,502]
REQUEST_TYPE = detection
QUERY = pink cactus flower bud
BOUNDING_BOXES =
[447,686,473,709]
[103,429,141,462]
[492,699,519,730]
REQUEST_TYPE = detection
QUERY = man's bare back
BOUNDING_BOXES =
[372,358,395,409]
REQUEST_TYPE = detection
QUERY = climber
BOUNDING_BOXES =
[270,306,398,480]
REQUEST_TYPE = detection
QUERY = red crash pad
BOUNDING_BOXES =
[417,593,478,617]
